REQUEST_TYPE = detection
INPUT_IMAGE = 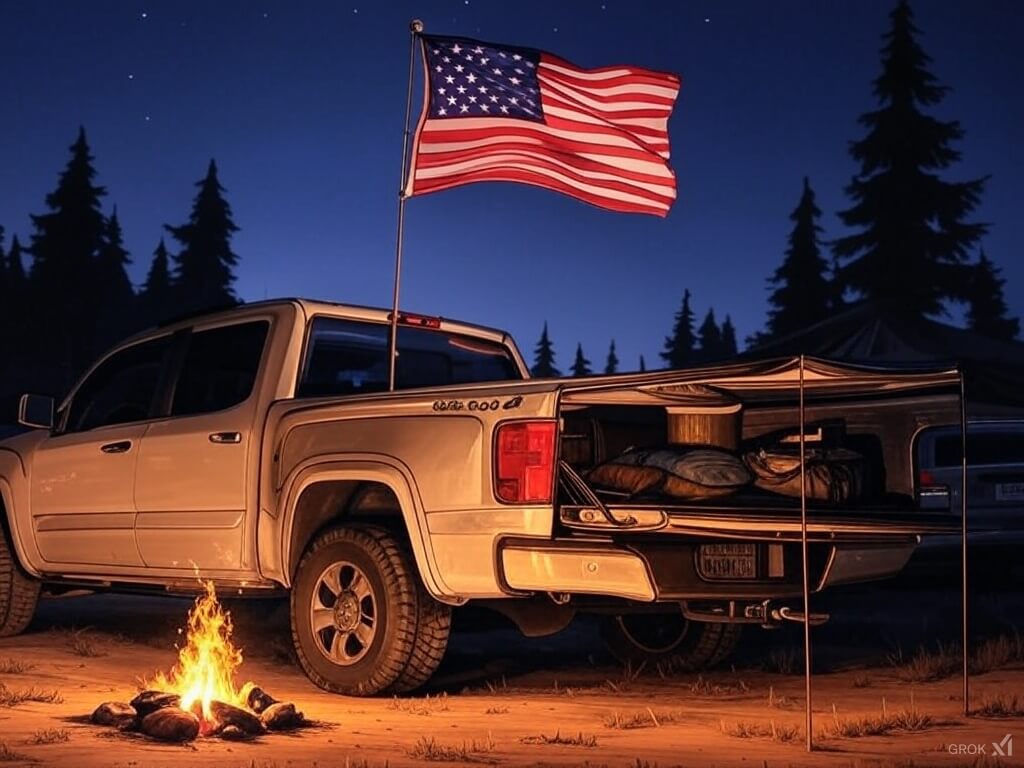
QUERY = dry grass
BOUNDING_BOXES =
[387,692,449,715]
[822,698,941,738]
[973,692,1024,718]
[764,646,801,675]
[0,683,64,707]
[483,706,509,715]
[685,675,749,696]
[520,731,598,747]
[767,686,796,709]
[971,632,1024,673]
[27,729,70,745]
[719,719,802,743]
[889,633,1024,683]
[603,708,680,729]
[0,658,35,674]
[406,735,495,763]
[0,742,35,763]
[852,673,873,688]
[67,627,106,658]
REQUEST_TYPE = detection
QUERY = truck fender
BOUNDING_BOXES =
[0,459,42,580]
[271,455,457,603]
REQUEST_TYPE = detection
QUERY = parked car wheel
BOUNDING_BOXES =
[0,525,40,637]
[600,612,741,670]
[290,524,450,695]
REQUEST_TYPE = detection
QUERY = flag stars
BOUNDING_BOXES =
[468,95,477,103]
[452,44,462,53]
[438,107,447,115]
[492,67,502,75]
[489,94,499,102]
[480,104,490,112]
[437,87,446,94]
[467,73,477,83]
[478,85,488,93]
[447,95,457,105]
[500,104,509,113]
[512,54,521,60]
[445,75,455,84]
[459,104,469,113]
[472,46,483,54]
[456,84,467,94]
[510,77,520,85]
[455,64,464,72]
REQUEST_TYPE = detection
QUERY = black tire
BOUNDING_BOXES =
[0,523,40,637]
[290,524,450,695]
[600,612,741,671]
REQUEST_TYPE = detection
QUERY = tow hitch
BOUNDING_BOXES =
[682,599,830,629]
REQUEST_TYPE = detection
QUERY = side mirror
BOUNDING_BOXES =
[18,394,55,430]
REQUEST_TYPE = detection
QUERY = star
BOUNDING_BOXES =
[455,64,464,72]
[492,67,502,75]
[477,84,488,93]
[500,104,509,113]
[459,104,469,113]
[452,44,462,54]
[510,77,520,85]
[467,73,477,83]
[480,104,490,112]
[445,75,455,84]
[456,84,467,94]
[438,107,447,115]
[447,96,457,105]
[437,87,446,94]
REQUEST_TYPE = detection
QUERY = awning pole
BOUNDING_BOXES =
[799,355,813,751]
[960,372,969,715]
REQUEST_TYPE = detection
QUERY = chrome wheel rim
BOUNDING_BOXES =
[310,560,377,666]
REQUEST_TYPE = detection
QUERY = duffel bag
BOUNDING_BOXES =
[744,447,865,503]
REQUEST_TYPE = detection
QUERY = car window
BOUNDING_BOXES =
[297,317,520,397]
[933,430,1024,468]
[171,320,269,417]
[65,336,171,432]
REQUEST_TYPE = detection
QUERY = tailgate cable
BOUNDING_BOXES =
[558,460,637,527]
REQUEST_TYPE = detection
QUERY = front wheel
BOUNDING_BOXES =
[600,612,741,671]
[290,524,450,695]
[0,526,40,637]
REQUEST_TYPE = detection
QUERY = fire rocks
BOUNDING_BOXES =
[209,700,265,736]
[141,707,201,742]
[91,701,138,728]
[260,701,305,731]
[246,685,278,714]
[130,690,182,718]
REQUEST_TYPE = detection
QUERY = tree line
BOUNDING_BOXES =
[0,128,240,400]
[530,0,1017,378]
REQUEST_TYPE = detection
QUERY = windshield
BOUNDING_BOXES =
[297,316,521,397]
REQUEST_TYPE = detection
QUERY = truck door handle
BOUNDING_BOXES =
[209,432,242,444]
[100,440,132,454]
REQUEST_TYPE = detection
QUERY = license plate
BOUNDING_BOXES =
[698,543,757,580]
[996,482,1024,502]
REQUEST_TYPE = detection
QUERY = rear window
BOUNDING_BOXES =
[933,431,1024,468]
[297,317,520,397]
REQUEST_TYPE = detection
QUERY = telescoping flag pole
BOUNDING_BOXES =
[960,372,969,715]
[388,19,425,392]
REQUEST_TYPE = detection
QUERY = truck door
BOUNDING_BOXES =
[31,336,172,568]
[134,319,269,572]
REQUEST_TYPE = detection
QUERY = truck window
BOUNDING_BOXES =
[933,430,1024,468]
[171,320,269,416]
[64,336,172,432]
[297,317,520,397]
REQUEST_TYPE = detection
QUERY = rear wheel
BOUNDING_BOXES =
[0,524,40,637]
[290,524,450,695]
[600,612,741,671]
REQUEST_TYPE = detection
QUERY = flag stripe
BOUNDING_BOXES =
[408,35,680,217]
[416,119,673,171]
[415,146,677,193]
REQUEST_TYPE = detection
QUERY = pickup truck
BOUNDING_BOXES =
[0,299,962,694]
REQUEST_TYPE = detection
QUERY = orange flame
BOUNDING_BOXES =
[150,581,254,723]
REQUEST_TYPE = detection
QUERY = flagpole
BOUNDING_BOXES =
[388,19,424,392]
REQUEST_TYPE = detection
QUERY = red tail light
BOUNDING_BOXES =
[494,421,556,503]
[919,470,936,486]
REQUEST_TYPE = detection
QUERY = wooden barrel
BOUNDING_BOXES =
[666,404,742,450]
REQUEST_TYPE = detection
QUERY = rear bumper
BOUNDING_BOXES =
[497,536,920,603]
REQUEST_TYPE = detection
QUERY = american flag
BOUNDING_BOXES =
[405,34,680,217]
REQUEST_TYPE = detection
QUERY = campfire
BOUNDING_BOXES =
[90,582,306,741]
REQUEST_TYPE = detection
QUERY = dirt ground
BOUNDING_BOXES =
[2,557,1023,768]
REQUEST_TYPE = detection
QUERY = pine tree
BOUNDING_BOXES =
[604,340,619,374]
[833,0,987,316]
[571,343,592,377]
[828,254,846,311]
[95,208,136,347]
[697,308,723,362]
[531,322,560,377]
[166,159,240,316]
[765,177,831,338]
[28,126,108,385]
[720,315,738,357]
[4,236,30,370]
[661,289,695,368]
[139,238,174,328]
[966,251,1019,341]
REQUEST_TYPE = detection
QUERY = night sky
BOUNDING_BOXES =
[2,1,1021,371]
